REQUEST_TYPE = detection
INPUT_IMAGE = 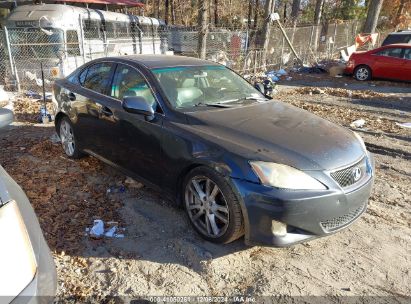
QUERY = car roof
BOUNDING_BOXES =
[107,55,220,69]
[387,31,411,35]
[381,43,411,48]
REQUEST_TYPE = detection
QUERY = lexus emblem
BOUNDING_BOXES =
[353,167,362,181]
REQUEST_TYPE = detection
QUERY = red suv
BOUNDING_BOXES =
[345,44,411,81]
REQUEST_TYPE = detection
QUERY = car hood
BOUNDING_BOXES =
[184,101,364,171]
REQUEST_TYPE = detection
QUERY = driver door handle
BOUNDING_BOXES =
[101,106,113,117]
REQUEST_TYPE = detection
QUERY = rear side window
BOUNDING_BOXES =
[375,48,404,58]
[83,63,113,94]
[404,48,411,60]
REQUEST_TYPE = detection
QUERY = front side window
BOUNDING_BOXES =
[403,48,411,60]
[152,65,264,109]
[83,63,112,94]
[376,48,404,58]
[111,64,157,109]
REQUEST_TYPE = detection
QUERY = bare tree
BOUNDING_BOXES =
[261,0,275,65]
[197,0,209,59]
[283,1,287,22]
[247,0,253,27]
[214,0,219,26]
[170,0,176,24]
[164,0,169,24]
[395,0,406,27]
[254,0,259,29]
[314,0,324,25]
[363,0,384,33]
[313,0,324,50]
[291,0,301,26]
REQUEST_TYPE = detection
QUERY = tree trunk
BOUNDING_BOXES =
[363,0,384,33]
[253,0,259,29]
[247,0,252,28]
[313,0,324,51]
[262,0,275,66]
[170,0,176,24]
[214,0,219,27]
[395,0,406,26]
[291,0,301,26]
[314,0,324,25]
[164,0,169,25]
[197,0,209,59]
[155,0,160,18]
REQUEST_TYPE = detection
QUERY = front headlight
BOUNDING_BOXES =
[250,161,327,190]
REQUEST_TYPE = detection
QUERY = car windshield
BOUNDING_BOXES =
[152,65,265,109]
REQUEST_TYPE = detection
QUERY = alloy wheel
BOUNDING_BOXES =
[59,120,75,157]
[185,176,230,238]
[356,68,369,81]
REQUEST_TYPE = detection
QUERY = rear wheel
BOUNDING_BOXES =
[58,117,83,159]
[183,166,244,244]
[354,65,372,81]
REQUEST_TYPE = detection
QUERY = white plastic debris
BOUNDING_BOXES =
[87,220,125,239]
[350,119,366,128]
[89,220,105,238]
[395,122,411,129]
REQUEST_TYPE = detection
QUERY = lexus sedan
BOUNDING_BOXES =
[0,108,57,303]
[345,44,411,81]
[53,55,374,247]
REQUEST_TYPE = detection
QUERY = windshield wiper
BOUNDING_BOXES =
[194,102,233,108]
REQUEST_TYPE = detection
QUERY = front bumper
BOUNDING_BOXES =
[232,156,375,247]
[10,234,57,304]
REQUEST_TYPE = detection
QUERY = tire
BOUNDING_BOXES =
[183,166,244,244]
[354,65,372,81]
[58,116,83,159]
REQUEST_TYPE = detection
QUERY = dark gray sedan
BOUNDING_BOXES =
[0,108,56,303]
[53,55,374,246]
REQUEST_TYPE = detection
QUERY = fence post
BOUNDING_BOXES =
[279,34,285,69]
[331,22,337,58]
[4,27,20,92]
[308,25,315,61]
[79,15,86,64]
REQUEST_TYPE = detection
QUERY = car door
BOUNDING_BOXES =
[66,62,116,154]
[401,48,411,81]
[372,47,405,79]
[103,63,165,186]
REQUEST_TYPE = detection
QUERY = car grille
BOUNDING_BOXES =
[330,157,368,188]
[320,204,365,232]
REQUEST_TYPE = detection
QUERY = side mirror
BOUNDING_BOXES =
[0,108,14,129]
[122,96,154,117]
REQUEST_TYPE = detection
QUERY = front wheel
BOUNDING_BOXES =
[183,166,244,244]
[354,65,372,81]
[58,117,83,159]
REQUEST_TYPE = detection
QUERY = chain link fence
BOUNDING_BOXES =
[0,20,394,94]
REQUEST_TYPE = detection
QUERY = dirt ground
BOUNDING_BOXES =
[0,75,410,303]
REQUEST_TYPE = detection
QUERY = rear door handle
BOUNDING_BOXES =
[101,106,113,116]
